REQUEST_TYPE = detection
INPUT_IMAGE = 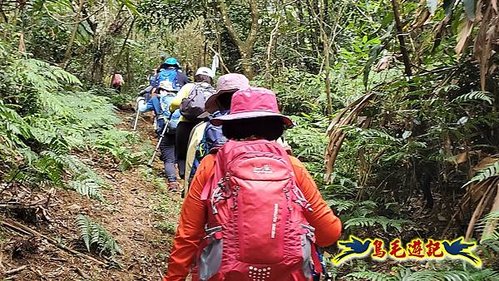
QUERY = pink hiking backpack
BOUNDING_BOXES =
[196,139,320,281]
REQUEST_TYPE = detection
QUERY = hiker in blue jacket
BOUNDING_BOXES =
[152,57,189,94]
[137,80,182,191]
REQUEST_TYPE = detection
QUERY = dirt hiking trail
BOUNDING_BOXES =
[0,110,183,280]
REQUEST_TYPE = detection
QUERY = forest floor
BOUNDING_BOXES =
[0,110,183,280]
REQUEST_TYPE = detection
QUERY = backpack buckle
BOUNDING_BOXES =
[293,187,313,211]
[204,225,223,239]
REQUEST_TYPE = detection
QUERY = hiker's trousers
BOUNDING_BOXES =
[159,133,177,182]
[175,121,200,179]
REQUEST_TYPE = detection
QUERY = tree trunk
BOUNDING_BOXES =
[265,17,280,86]
[62,0,85,68]
[216,0,259,79]
[319,0,332,118]
[91,47,105,84]
[240,48,254,79]
[391,0,412,78]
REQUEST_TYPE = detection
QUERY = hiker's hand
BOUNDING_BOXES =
[136,97,146,108]
[150,88,158,97]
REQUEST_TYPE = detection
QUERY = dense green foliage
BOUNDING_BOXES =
[1,0,497,278]
[0,41,143,194]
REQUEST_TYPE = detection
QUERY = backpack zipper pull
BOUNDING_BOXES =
[293,187,313,211]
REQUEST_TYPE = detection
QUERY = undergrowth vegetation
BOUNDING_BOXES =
[0,41,145,199]
[0,40,146,260]
[271,1,499,275]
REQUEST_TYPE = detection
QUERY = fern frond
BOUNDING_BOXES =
[346,271,397,281]
[469,269,499,281]
[70,179,103,200]
[476,211,499,243]
[453,91,494,105]
[50,65,81,86]
[464,160,499,186]
[20,59,81,92]
[76,215,122,256]
[344,216,410,232]
[361,129,401,143]
[76,214,93,251]
[0,101,32,149]
[327,198,356,213]
[408,270,469,281]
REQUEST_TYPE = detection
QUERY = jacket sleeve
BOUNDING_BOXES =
[290,157,342,247]
[163,155,215,281]
[138,98,157,113]
[170,83,193,112]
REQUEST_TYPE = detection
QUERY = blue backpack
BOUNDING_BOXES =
[155,68,180,91]
[188,114,227,181]
[159,92,180,134]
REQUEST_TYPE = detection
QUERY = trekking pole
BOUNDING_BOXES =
[133,92,147,131]
[132,108,140,131]
[147,118,170,167]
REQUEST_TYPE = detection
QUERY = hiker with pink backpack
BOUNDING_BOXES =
[163,88,342,281]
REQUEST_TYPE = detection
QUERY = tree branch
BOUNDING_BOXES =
[390,0,413,78]
[216,0,243,47]
[61,0,85,68]
[246,0,259,48]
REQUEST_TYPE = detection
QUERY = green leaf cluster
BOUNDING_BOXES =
[76,214,122,257]
[346,266,499,281]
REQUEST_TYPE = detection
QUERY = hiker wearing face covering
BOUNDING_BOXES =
[163,87,342,281]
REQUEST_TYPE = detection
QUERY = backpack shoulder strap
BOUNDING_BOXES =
[187,83,200,96]
[200,155,221,201]
[200,140,239,201]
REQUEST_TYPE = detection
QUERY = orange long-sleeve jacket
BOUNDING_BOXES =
[164,154,342,281]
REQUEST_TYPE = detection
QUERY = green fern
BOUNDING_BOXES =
[0,49,130,192]
[327,199,378,216]
[409,268,499,281]
[407,270,469,281]
[361,129,401,143]
[344,216,411,232]
[93,129,144,171]
[453,91,494,105]
[348,267,499,281]
[347,271,397,281]
[480,238,499,255]
[469,270,499,281]
[327,198,356,213]
[0,101,32,150]
[20,59,81,93]
[70,179,103,201]
[76,215,122,256]
[477,211,499,242]
[464,160,499,186]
